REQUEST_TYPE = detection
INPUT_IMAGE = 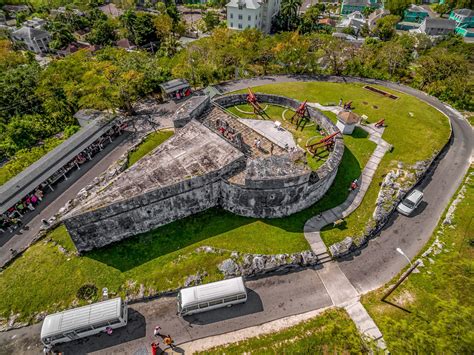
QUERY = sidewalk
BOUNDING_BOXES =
[303,122,390,349]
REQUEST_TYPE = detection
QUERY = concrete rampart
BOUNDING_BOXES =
[213,93,344,218]
[64,93,343,251]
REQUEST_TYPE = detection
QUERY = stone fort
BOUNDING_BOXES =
[63,93,344,252]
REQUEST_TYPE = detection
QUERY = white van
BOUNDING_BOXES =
[41,298,128,347]
[178,277,247,316]
[397,189,424,216]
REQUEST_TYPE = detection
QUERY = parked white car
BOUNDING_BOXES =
[397,189,424,216]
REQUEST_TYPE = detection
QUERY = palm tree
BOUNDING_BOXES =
[281,0,303,30]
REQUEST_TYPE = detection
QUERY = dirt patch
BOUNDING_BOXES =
[393,290,415,306]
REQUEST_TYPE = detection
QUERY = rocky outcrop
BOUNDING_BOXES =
[218,250,319,278]
[329,237,354,258]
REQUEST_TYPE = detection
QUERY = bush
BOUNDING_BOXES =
[76,283,98,301]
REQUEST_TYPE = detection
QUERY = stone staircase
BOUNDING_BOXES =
[199,105,285,158]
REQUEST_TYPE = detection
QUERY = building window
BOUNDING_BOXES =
[238,23,242,29]
[230,22,233,27]
[248,15,251,21]
[255,15,257,20]
[247,24,250,28]
[230,13,233,18]
[238,14,242,20]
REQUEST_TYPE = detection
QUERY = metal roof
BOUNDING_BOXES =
[180,277,246,307]
[41,298,123,338]
[159,79,190,94]
[0,110,119,214]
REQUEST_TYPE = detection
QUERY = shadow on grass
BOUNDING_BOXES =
[85,148,362,272]
[352,127,369,139]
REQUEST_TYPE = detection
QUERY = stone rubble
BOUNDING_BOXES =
[218,250,319,278]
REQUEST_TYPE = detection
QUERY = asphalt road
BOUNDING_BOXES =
[0,269,333,354]
[216,75,473,291]
[0,76,471,353]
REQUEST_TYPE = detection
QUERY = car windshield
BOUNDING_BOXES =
[402,199,415,208]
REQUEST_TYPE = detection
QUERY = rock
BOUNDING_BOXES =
[251,256,266,272]
[231,251,239,258]
[300,250,318,265]
[290,253,302,265]
[184,273,203,287]
[195,246,216,254]
[329,237,353,258]
[218,259,241,277]
[58,245,67,254]
[138,284,145,298]
[34,311,47,323]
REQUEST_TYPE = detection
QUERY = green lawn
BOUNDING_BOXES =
[126,129,174,168]
[0,81,448,324]
[198,309,367,354]
[362,167,474,353]
[0,127,374,323]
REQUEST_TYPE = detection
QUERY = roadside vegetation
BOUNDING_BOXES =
[126,129,173,168]
[198,309,366,354]
[0,81,451,324]
[362,167,474,352]
[232,82,450,246]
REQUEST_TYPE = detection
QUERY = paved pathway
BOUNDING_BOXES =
[0,76,471,354]
[0,103,175,268]
[302,122,390,349]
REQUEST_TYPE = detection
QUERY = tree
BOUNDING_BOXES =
[385,0,411,17]
[0,62,42,120]
[299,6,321,33]
[154,13,173,42]
[48,21,75,50]
[374,15,400,41]
[321,35,351,75]
[86,19,118,45]
[380,41,408,77]
[131,13,158,46]
[280,0,303,30]
[202,11,220,33]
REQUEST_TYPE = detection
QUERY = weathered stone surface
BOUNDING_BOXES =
[329,237,353,257]
[63,93,343,252]
[218,259,241,277]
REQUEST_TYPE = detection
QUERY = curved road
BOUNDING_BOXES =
[0,76,471,353]
[215,75,473,292]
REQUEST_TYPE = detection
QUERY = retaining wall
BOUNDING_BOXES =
[214,93,344,218]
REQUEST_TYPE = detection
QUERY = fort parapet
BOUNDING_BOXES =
[63,94,344,252]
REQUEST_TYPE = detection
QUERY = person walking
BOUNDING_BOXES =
[163,335,176,349]
[153,326,162,338]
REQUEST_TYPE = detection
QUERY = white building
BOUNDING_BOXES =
[226,0,281,33]
[11,26,51,53]
[336,11,366,35]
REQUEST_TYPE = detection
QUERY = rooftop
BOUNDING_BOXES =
[423,17,456,29]
[12,26,50,40]
[407,4,428,13]
[0,111,119,214]
[337,110,360,124]
[159,79,190,94]
[453,8,474,17]
[226,0,261,10]
[69,120,244,214]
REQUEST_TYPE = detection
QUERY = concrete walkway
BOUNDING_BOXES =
[303,122,390,349]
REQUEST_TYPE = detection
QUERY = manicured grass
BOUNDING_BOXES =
[0,127,373,323]
[197,309,366,354]
[361,167,474,353]
[0,81,448,323]
[126,129,174,168]
[227,103,329,171]
[0,137,64,186]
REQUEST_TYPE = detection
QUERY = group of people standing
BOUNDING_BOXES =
[0,188,44,234]
[151,326,176,354]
